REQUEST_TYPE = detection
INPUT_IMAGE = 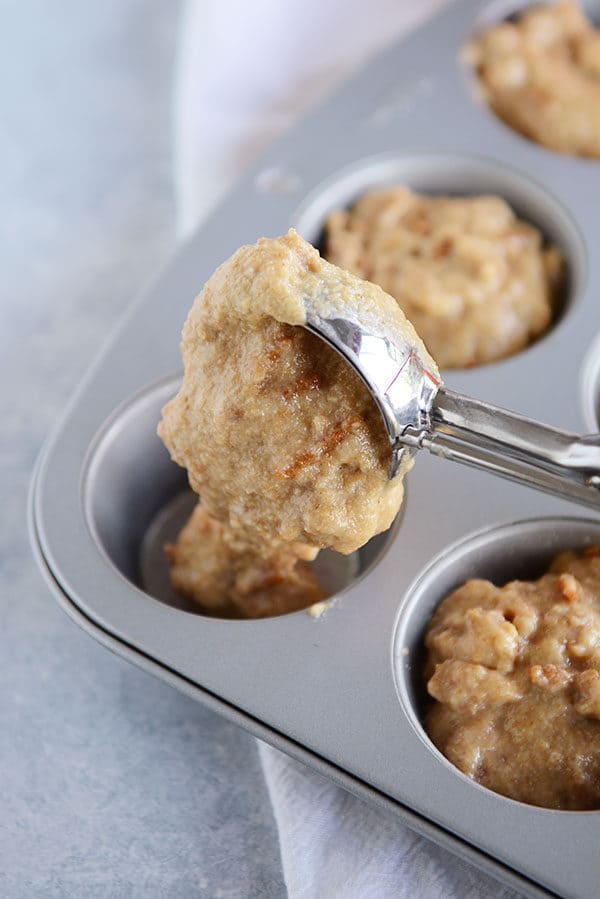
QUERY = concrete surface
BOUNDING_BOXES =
[1,3,285,896]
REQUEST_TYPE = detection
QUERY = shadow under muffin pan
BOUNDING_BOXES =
[30,2,600,896]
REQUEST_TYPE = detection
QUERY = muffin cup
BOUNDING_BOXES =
[83,377,401,618]
[393,515,600,813]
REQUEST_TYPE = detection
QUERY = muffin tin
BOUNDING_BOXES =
[29,2,600,896]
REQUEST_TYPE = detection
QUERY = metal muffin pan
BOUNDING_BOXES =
[29,1,600,896]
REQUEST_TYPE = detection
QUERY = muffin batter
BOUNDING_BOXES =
[165,502,324,618]
[467,0,600,158]
[159,230,437,614]
[324,188,563,368]
[424,547,600,810]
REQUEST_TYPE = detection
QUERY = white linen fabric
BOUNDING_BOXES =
[175,2,521,896]
[175,0,450,237]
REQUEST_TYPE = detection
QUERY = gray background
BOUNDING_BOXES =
[2,2,285,896]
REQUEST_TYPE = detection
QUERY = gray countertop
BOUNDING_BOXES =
[2,3,285,896]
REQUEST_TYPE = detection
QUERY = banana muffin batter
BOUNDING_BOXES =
[467,0,600,158]
[324,188,563,368]
[424,547,600,810]
[165,501,324,618]
[159,230,437,615]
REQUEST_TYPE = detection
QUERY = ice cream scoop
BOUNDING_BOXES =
[305,310,600,509]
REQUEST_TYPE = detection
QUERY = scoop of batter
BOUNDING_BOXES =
[424,547,600,810]
[466,0,600,158]
[159,230,436,560]
[324,188,563,368]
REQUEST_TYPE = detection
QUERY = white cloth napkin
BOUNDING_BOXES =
[175,2,521,896]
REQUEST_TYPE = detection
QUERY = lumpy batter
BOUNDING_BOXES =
[324,188,563,368]
[424,547,600,810]
[165,502,324,618]
[159,230,437,615]
[466,0,600,158]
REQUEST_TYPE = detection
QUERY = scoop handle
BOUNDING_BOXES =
[302,314,600,507]
[402,387,600,509]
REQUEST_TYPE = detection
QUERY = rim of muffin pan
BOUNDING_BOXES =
[291,151,587,371]
[472,0,600,37]
[81,375,406,620]
[391,514,600,813]
[580,330,600,432]
[462,0,600,161]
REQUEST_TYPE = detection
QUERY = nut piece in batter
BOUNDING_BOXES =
[324,188,563,368]
[424,547,600,810]
[159,230,437,615]
[466,0,600,158]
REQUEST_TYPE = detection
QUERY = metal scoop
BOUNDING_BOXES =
[304,311,600,510]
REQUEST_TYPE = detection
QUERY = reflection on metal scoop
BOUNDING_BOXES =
[304,312,600,510]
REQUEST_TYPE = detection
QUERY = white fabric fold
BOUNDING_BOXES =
[258,742,517,899]
[175,0,449,237]
[175,2,521,895]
